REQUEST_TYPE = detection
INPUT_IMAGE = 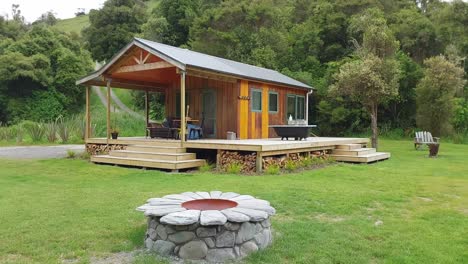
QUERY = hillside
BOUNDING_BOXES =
[53,15,89,35]
[53,0,160,35]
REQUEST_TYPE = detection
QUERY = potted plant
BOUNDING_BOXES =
[111,105,119,139]
[111,128,119,139]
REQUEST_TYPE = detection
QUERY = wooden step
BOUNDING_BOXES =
[332,148,376,156]
[126,145,186,154]
[335,144,363,150]
[91,155,205,170]
[331,152,390,163]
[110,150,196,161]
[139,140,182,147]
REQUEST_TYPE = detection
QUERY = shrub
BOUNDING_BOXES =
[225,162,243,174]
[199,163,214,172]
[323,156,336,164]
[451,132,468,144]
[12,124,24,143]
[265,164,280,175]
[0,124,14,141]
[301,156,313,167]
[79,151,91,160]
[284,159,298,172]
[45,121,58,143]
[66,149,76,159]
[22,121,45,142]
[308,156,325,166]
[57,116,73,143]
[70,114,86,140]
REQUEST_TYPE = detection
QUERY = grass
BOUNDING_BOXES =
[0,140,466,263]
[53,15,90,35]
[52,0,161,36]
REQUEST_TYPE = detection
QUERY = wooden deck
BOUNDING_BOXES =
[86,137,369,153]
[86,137,390,171]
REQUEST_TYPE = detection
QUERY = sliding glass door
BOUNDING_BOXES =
[286,94,305,120]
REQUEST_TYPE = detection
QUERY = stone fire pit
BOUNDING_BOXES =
[137,191,275,262]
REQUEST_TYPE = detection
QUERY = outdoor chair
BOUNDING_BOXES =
[414,131,440,150]
[146,117,178,139]
[189,115,204,140]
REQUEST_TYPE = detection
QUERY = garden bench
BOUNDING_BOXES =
[414,131,439,150]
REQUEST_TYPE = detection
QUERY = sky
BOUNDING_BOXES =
[0,0,106,23]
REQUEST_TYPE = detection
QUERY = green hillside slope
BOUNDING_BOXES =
[53,15,89,35]
[53,0,160,35]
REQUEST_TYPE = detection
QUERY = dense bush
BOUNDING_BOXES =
[0,25,92,124]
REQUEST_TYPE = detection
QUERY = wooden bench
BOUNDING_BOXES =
[414,131,439,150]
[146,123,178,139]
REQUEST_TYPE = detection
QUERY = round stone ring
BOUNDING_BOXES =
[137,191,276,262]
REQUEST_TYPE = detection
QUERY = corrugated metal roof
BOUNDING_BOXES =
[134,38,312,90]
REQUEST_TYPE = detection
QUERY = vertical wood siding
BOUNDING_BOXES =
[165,75,238,139]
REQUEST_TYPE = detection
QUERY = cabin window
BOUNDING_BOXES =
[268,92,278,113]
[286,94,305,120]
[251,89,262,112]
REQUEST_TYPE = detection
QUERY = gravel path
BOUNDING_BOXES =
[0,145,85,159]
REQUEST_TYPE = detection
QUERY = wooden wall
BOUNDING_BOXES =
[165,75,238,139]
[267,84,308,138]
[237,81,308,139]
[164,75,307,140]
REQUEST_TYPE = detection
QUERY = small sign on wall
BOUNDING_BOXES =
[238,96,250,100]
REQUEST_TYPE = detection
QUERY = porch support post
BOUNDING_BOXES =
[256,152,263,173]
[145,90,149,137]
[106,79,111,143]
[85,86,91,140]
[180,70,186,145]
[305,90,313,124]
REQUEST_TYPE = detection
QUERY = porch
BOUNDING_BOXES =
[85,136,390,172]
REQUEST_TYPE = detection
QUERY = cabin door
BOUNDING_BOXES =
[202,89,216,138]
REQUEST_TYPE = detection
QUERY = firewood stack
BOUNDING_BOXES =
[218,150,257,173]
[262,150,331,170]
[86,144,127,156]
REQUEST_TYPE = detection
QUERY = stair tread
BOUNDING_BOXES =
[112,150,192,156]
[93,155,204,164]
[332,152,389,157]
[334,148,374,152]
[128,145,184,149]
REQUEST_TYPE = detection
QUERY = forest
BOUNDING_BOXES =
[0,0,467,144]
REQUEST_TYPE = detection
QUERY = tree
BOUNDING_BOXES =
[0,26,93,123]
[389,8,440,62]
[383,51,423,129]
[189,0,291,69]
[331,8,400,149]
[416,55,465,136]
[82,0,147,61]
[141,0,203,46]
[0,5,28,40]
[33,11,58,26]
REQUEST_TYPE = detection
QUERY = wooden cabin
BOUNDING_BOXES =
[77,38,313,141]
[77,38,389,172]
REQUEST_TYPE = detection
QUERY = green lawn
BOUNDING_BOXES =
[53,15,90,35]
[0,140,466,263]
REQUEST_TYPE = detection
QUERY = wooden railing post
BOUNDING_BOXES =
[145,90,149,137]
[85,86,91,140]
[180,70,186,145]
[106,79,111,143]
